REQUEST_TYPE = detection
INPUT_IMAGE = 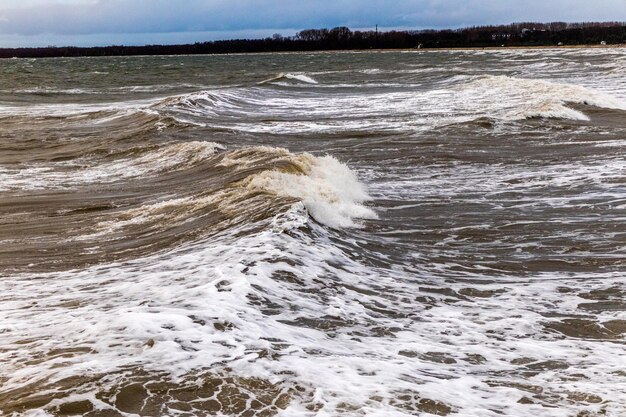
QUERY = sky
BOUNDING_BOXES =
[0,0,625,48]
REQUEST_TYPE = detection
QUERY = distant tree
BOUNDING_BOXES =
[296,29,329,42]
[329,26,352,41]
[2,22,625,59]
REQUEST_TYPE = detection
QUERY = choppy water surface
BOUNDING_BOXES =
[1,49,626,416]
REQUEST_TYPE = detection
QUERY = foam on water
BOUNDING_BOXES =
[512,100,590,121]
[465,75,626,121]
[2,48,626,417]
[283,73,318,84]
[3,208,625,416]
[12,87,97,95]
[152,89,252,116]
[3,72,621,137]
[243,154,377,228]
[260,73,319,85]
[151,75,626,135]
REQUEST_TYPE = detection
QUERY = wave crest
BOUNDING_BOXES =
[71,146,375,254]
[0,141,224,191]
[152,90,245,116]
[240,151,376,228]
[467,75,626,121]
[259,72,318,85]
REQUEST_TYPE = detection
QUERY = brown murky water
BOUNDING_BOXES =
[1,49,626,416]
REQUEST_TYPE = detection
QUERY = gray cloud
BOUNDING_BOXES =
[0,0,624,46]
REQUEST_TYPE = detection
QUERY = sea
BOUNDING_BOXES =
[1,48,625,417]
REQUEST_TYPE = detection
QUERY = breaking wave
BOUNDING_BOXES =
[466,75,626,121]
[241,151,377,228]
[259,72,318,85]
[98,146,375,231]
[2,138,376,273]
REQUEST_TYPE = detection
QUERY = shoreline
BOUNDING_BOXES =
[1,44,624,60]
[2,43,624,60]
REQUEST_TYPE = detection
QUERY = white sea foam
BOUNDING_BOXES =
[3,213,625,416]
[284,73,318,84]
[17,87,95,95]
[0,100,153,118]
[152,88,268,120]
[156,74,626,136]
[244,154,377,228]
[260,72,318,85]
[512,100,590,121]
[5,72,619,137]
[465,75,626,121]
[270,202,309,233]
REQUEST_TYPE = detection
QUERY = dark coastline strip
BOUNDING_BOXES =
[1,21,626,59]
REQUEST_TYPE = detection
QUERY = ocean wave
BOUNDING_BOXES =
[113,83,208,93]
[69,145,374,250]
[194,146,375,228]
[19,84,197,95]
[466,75,626,121]
[259,72,318,85]
[0,99,156,118]
[2,132,374,230]
[152,89,252,116]
[512,100,590,121]
[0,141,224,191]
[11,87,98,95]
[241,151,377,228]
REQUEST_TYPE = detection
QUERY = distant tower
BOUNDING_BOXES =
[376,24,378,35]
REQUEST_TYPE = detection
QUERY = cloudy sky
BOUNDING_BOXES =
[0,0,624,47]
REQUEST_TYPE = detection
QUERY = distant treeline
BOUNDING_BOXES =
[1,21,626,58]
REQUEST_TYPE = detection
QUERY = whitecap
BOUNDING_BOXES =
[465,75,626,121]
[259,72,318,85]
[244,153,377,228]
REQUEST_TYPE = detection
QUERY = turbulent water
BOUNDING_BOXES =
[1,49,626,417]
